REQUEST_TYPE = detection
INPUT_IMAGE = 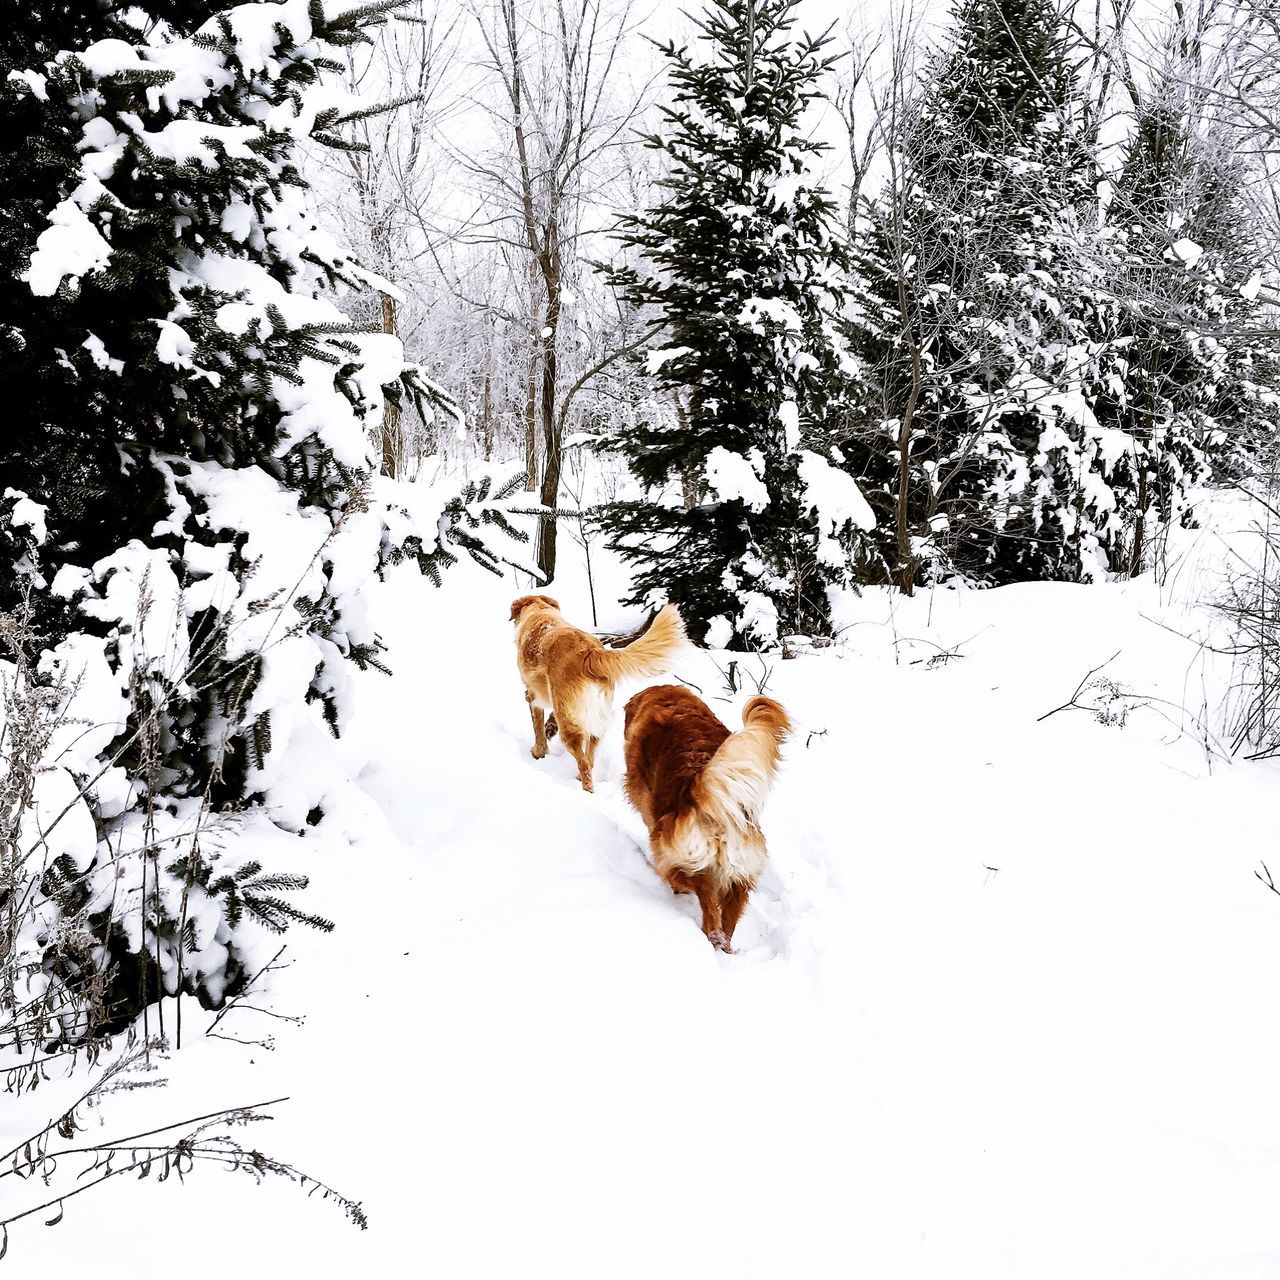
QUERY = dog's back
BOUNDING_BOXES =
[510,595,685,793]
[623,684,731,829]
[513,597,612,735]
[624,684,790,951]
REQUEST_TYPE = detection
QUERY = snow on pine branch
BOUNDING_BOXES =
[0,0,529,1037]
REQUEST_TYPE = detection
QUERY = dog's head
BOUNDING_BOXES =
[509,594,561,623]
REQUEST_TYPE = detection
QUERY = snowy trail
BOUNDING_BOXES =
[336,554,1280,1278]
[13,523,1280,1278]
[342,568,923,1277]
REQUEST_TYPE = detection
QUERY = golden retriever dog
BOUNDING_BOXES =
[509,595,685,793]
[622,684,790,952]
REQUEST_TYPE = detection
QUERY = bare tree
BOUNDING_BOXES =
[833,24,885,237]
[313,1,462,478]
[458,0,642,579]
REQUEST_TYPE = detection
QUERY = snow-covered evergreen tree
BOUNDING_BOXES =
[1,0,530,1038]
[1090,88,1279,573]
[847,0,1276,590]
[600,0,873,648]
[846,0,1117,587]
[0,2,225,612]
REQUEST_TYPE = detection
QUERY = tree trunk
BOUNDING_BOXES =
[481,354,493,462]
[510,25,540,497]
[675,395,699,508]
[1128,381,1157,579]
[1130,462,1148,578]
[379,290,400,481]
[524,325,539,493]
[536,272,561,580]
[894,346,924,596]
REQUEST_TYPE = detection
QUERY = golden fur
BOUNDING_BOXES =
[623,684,790,952]
[509,595,686,793]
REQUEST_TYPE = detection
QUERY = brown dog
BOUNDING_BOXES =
[623,684,790,952]
[510,595,685,793]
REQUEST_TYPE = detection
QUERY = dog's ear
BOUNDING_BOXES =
[509,594,560,622]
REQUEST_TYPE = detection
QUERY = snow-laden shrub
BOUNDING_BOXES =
[0,2,532,1038]
[0,600,96,1053]
[1218,478,1280,759]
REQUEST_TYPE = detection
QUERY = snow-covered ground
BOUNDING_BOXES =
[8,493,1280,1278]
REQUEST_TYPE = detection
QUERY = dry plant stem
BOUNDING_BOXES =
[205,946,291,1036]
[0,1039,165,1171]
[0,1093,368,1254]
[1257,861,1280,898]
[560,454,599,626]
[1,1041,367,1250]
[1037,652,1123,721]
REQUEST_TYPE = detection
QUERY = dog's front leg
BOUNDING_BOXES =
[693,875,730,952]
[719,880,752,950]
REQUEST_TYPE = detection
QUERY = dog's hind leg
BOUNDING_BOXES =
[525,689,549,759]
[559,721,594,793]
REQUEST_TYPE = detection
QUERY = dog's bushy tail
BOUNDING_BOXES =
[586,604,685,684]
[692,696,790,839]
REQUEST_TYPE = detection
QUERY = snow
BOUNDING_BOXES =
[4,489,48,545]
[704,614,735,648]
[125,118,263,168]
[38,629,130,768]
[7,67,47,100]
[778,397,800,451]
[82,332,124,373]
[6,489,1280,1278]
[221,200,255,242]
[796,449,875,565]
[736,587,781,645]
[1171,237,1205,268]
[154,318,197,369]
[739,295,804,332]
[214,301,264,337]
[766,170,806,209]
[23,200,113,296]
[76,37,147,79]
[704,445,770,512]
[646,345,694,373]
[998,370,1102,439]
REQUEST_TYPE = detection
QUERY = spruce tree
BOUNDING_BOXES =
[601,0,872,648]
[0,2,226,604]
[1,1,528,1034]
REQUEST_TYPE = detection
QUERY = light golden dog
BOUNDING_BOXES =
[509,595,685,793]
[623,684,790,952]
